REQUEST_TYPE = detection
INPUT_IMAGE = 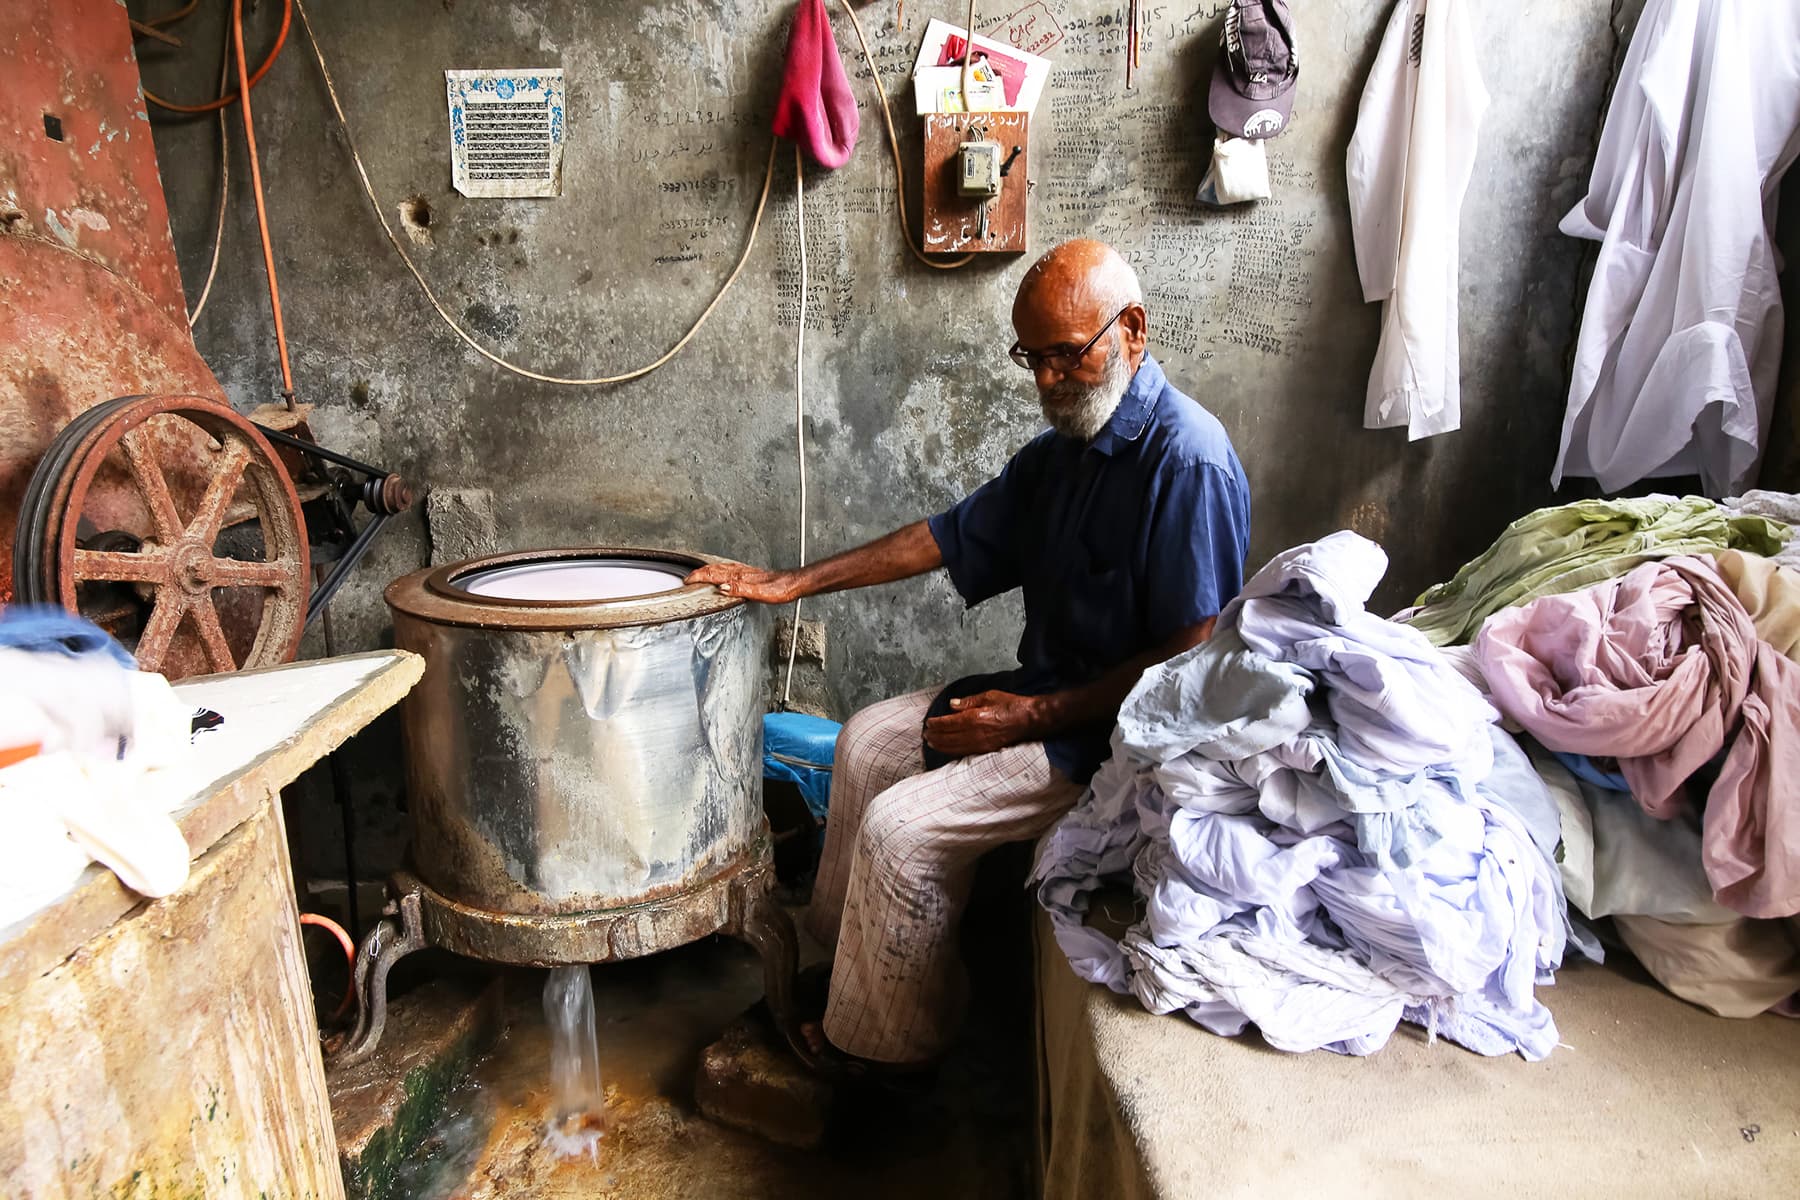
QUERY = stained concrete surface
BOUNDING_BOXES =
[390,937,1034,1200]
[330,977,505,1200]
[134,0,1627,880]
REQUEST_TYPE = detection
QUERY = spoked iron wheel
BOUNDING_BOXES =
[12,395,310,679]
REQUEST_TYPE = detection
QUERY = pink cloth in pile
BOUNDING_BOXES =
[772,0,859,169]
[1474,555,1800,919]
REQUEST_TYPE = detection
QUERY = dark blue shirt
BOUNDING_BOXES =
[927,355,1251,782]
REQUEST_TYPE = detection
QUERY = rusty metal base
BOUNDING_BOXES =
[407,859,765,967]
[331,847,799,1067]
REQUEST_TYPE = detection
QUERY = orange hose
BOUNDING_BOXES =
[0,743,41,770]
[143,0,290,116]
[299,912,358,1021]
[232,0,296,404]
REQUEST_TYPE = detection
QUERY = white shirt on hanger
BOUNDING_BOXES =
[1347,0,1490,441]
[1555,0,1800,496]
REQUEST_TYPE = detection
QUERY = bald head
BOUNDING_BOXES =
[1013,239,1144,331]
[1011,240,1149,440]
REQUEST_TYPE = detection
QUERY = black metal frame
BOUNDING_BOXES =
[254,422,410,628]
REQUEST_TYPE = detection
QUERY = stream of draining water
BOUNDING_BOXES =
[542,964,606,1160]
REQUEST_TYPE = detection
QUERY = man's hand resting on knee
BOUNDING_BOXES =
[923,691,1045,757]
[923,619,1218,760]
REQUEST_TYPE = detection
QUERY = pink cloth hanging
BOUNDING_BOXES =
[772,0,859,169]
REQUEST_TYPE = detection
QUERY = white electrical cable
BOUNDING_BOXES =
[293,0,777,386]
[960,0,977,111]
[782,144,809,708]
[294,0,969,389]
[836,0,976,270]
[186,38,232,327]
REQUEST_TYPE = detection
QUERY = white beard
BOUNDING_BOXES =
[1040,338,1131,441]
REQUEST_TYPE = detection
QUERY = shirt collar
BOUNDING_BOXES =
[1088,354,1163,457]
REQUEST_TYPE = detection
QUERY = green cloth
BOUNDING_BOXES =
[1406,496,1790,646]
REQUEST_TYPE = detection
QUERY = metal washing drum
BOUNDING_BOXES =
[336,547,797,1063]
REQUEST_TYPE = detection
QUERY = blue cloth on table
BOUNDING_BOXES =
[1034,532,1574,1061]
[927,354,1250,783]
[0,605,134,669]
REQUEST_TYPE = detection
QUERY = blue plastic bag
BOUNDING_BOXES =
[763,711,841,823]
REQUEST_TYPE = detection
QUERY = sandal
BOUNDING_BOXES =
[783,965,939,1094]
[785,964,870,1082]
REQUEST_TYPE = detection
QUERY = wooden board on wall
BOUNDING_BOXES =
[922,111,1030,254]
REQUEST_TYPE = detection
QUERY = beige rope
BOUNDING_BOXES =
[186,27,232,328]
[837,0,975,270]
[783,142,809,707]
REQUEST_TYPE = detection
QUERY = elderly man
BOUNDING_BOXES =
[689,239,1251,1073]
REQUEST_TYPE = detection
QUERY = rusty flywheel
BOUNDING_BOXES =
[12,395,310,679]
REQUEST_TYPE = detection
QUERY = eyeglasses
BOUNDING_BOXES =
[1009,305,1132,372]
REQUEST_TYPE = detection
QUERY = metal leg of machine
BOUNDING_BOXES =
[330,884,427,1067]
[329,849,808,1067]
[729,882,804,1058]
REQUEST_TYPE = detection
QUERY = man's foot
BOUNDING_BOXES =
[787,964,938,1092]
[793,963,835,1063]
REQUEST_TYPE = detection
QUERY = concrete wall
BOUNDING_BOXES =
[135,0,1622,877]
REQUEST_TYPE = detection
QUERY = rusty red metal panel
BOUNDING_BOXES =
[0,0,190,320]
[0,0,225,601]
[0,240,227,600]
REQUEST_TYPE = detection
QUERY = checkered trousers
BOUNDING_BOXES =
[805,688,1083,1064]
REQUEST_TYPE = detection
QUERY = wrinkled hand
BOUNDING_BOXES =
[685,562,805,604]
[923,690,1045,757]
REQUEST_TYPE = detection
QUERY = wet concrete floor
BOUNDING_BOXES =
[391,935,1036,1199]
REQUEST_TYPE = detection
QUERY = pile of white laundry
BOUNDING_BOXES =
[1034,532,1580,1059]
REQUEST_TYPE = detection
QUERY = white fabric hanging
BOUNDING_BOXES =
[1554,0,1800,497]
[1347,0,1490,440]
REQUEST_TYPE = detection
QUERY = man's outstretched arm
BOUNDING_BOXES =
[685,520,942,604]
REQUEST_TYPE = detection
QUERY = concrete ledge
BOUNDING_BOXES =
[328,976,504,1200]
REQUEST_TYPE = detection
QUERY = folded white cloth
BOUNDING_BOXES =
[0,760,94,926]
[0,658,195,924]
[1198,133,1270,206]
[0,647,135,761]
[0,752,191,917]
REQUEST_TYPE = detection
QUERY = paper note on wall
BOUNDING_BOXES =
[912,19,1052,114]
[446,68,566,198]
[912,65,1006,115]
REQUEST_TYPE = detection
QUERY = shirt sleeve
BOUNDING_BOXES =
[927,438,1048,608]
[1144,457,1252,640]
